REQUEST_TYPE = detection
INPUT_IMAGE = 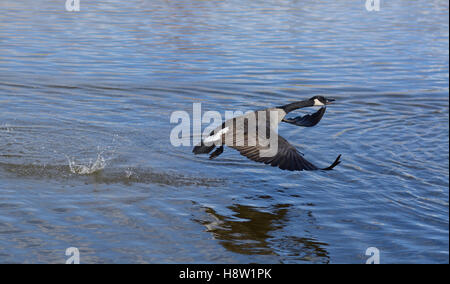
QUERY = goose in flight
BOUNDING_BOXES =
[193,96,341,172]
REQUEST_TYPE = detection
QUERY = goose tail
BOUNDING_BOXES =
[193,141,215,155]
[322,154,342,171]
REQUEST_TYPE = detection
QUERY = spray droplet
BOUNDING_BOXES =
[67,154,106,175]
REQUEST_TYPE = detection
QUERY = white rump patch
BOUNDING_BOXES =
[314,99,325,106]
[203,127,229,143]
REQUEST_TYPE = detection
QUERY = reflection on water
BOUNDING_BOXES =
[0,0,448,263]
[202,204,291,255]
[198,204,329,263]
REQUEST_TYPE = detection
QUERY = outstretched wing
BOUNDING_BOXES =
[230,135,320,171]
[282,107,326,127]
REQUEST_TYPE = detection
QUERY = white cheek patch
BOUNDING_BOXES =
[203,127,229,143]
[314,99,325,106]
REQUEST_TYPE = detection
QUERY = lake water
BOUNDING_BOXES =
[0,0,448,263]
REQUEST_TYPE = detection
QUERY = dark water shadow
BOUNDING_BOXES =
[195,203,329,263]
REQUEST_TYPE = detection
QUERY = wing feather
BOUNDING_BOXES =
[282,107,326,127]
[229,134,320,172]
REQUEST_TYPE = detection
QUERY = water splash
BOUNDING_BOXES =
[0,123,13,132]
[67,153,106,175]
[64,134,120,175]
[125,169,135,179]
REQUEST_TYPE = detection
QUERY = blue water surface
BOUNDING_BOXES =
[0,0,448,263]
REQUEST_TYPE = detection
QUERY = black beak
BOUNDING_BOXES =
[326,98,335,105]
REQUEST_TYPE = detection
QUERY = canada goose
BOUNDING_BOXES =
[193,96,341,171]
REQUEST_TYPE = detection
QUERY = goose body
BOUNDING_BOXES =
[193,96,341,172]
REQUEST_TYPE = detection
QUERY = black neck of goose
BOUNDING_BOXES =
[280,100,313,114]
